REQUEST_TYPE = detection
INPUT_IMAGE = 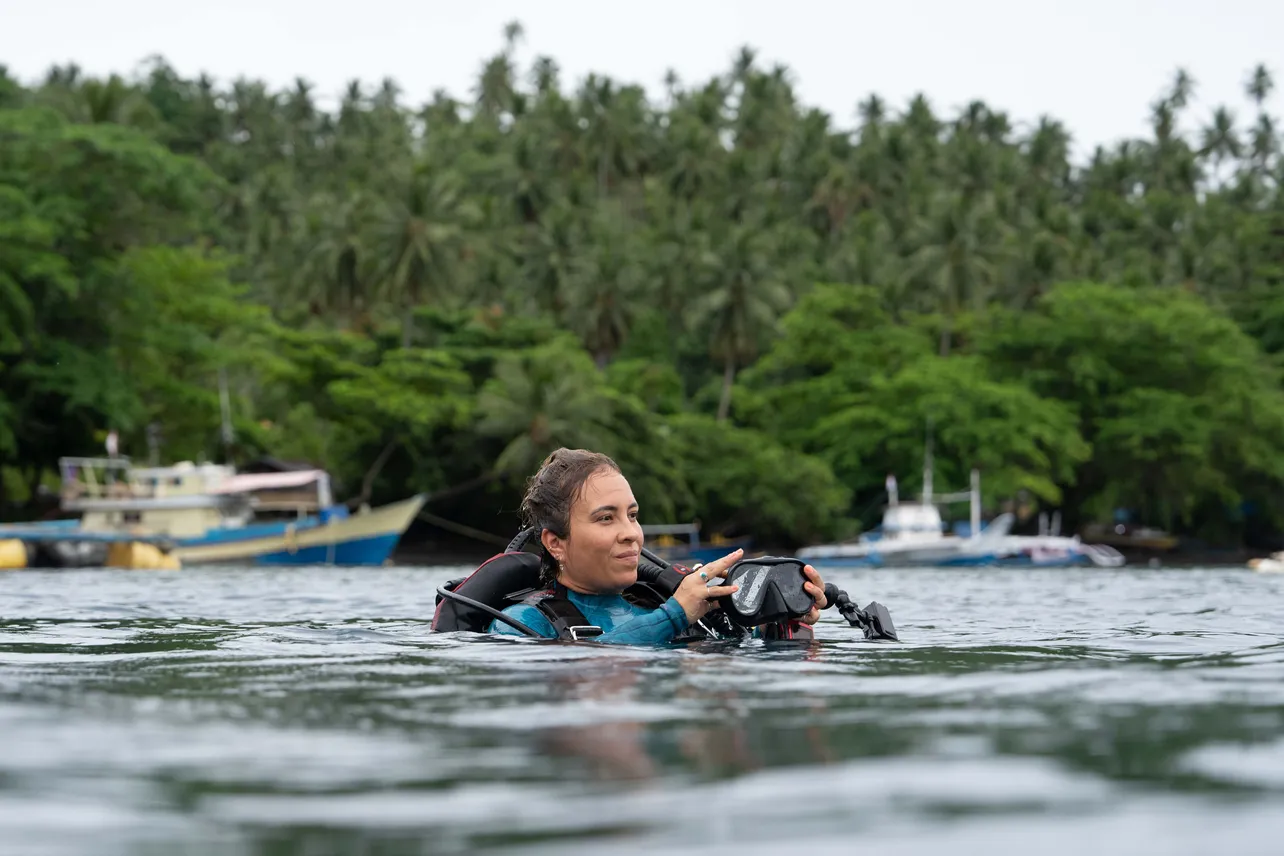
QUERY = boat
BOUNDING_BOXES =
[798,468,1126,569]
[799,469,1003,567]
[1079,521,1180,552]
[640,523,753,566]
[1247,552,1284,573]
[990,533,1126,568]
[3,456,425,567]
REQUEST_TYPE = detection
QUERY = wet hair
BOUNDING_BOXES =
[519,448,622,584]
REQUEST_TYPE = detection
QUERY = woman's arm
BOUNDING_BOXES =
[591,598,689,645]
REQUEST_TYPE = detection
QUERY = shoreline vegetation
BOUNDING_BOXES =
[5,24,1284,552]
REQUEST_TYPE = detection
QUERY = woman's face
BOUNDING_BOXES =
[543,469,644,594]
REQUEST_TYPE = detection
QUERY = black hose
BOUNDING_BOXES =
[435,585,545,638]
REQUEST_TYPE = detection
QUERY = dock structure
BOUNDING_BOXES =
[0,522,181,570]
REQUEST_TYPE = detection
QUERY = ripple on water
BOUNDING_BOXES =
[0,564,1282,855]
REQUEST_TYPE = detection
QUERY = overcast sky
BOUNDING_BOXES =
[2,0,1279,160]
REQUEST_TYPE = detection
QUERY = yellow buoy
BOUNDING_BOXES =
[0,539,28,569]
[105,541,181,570]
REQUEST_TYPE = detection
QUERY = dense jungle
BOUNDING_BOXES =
[4,23,1284,550]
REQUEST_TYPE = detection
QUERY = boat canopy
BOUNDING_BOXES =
[882,504,946,539]
[208,470,327,495]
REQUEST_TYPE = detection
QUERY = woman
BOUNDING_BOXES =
[489,448,828,645]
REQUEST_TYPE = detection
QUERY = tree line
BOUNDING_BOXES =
[4,23,1284,548]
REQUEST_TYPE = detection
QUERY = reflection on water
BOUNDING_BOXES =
[0,565,1282,855]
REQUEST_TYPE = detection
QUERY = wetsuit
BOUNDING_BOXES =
[490,590,691,645]
[489,590,813,645]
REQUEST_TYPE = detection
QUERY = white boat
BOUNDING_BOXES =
[12,456,425,567]
[991,533,1126,568]
[1247,552,1284,573]
[800,469,1006,567]
[799,467,1125,569]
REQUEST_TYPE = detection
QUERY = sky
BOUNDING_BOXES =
[2,0,1281,161]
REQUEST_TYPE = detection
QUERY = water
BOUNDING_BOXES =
[1,564,1282,856]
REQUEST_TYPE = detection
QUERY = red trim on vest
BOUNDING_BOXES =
[431,550,515,626]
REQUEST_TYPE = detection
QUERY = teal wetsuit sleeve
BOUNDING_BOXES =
[488,596,690,644]
[593,597,690,645]
[489,603,557,638]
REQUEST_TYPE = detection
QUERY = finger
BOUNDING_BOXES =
[804,581,828,609]
[803,564,825,587]
[697,549,744,577]
[802,606,820,625]
[702,583,739,598]
[689,568,725,586]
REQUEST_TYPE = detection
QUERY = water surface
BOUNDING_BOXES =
[1,564,1281,855]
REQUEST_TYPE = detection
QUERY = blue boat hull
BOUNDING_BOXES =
[253,532,402,566]
[172,496,425,567]
[805,553,999,568]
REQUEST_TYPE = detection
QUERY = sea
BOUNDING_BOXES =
[1,563,1281,855]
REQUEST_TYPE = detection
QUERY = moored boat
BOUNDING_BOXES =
[4,456,424,568]
[1247,552,1284,573]
[798,467,1125,569]
[173,494,424,566]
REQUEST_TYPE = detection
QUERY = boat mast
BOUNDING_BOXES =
[922,419,933,505]
[218,366,234,462]
[970,468,981,538]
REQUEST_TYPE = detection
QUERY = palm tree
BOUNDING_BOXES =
[907,190,1006,354]
[476,347,614,477]
[561,201,647,366]
[294,190,376,327]
[576,75,652,197]
[694,222,795,421]
[370,165,478,346]
[1246,64,1273,109]
[1200,106,1241,185]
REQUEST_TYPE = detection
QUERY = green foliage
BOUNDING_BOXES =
[0,183,74,353]
[0,388,13,457]
[809,355,1088,506]
[0,107,229,483]
[664,414,852,545]
[740,284,1087,519]
[110,245,270,460]
[737,283,933,447]
[328,349,473,441]
[5,41,1284,546]
[605,359,686,415]
[979,282,1284,529]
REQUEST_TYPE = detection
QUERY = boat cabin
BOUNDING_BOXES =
[875,503,948,543]
[58,457,335,539]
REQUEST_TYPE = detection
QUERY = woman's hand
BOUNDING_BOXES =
[673,548,743,624]
[799,564,828,625]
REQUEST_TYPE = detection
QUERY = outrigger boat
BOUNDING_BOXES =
[0,456,423,568]
[798,468,1125,569]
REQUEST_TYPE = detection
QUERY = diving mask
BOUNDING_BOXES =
[715,557,816,627]
[712,556,900,641]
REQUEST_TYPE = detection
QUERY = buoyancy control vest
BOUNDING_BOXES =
[430,527,740,642]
